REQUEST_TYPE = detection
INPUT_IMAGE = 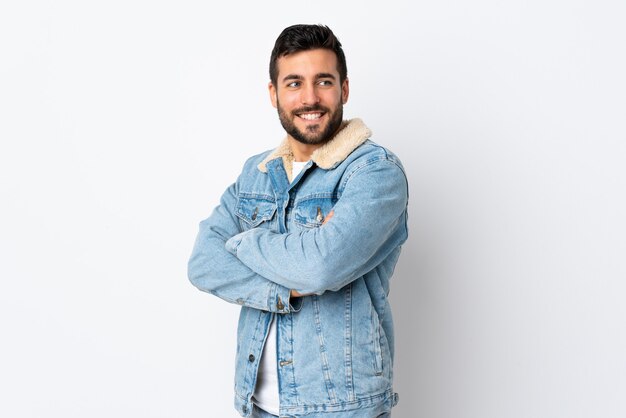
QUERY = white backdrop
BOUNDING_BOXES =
[1,1,625,417]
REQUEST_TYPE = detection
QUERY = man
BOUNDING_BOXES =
[188,24,408,418]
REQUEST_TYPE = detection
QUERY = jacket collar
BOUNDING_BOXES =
[257,118,372,175]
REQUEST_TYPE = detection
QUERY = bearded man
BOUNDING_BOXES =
[188,24,408,418]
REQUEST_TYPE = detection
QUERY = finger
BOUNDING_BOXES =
[322,210,334,225]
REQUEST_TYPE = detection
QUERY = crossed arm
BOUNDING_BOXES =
[224,159,408,296]
[188,158,408,309]
[187,179,295,313]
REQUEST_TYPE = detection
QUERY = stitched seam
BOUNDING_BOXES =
[280,388,395,413]
[313,295,338,403]
[344,283,355,401]
[341,157,406,191]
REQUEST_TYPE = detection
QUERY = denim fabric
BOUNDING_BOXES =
[252,405,391,418]
[189,119,407,417]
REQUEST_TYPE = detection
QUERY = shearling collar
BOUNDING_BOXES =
[257,118,372,177]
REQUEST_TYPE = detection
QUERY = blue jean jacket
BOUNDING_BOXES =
[188,119,408,417]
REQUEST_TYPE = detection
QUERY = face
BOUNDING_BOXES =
[269,48,349,146]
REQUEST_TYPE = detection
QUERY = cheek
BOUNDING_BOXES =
[323,89,343,104]
[278,93,300,111]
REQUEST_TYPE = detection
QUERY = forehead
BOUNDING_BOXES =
[276,48,339,80]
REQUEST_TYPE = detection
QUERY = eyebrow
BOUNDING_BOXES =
[281,73,337,83]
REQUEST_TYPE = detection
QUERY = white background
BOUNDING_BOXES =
[1,1,625,417]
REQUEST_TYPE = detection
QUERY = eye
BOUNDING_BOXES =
[318,80,333,86]
[287,81,301,88]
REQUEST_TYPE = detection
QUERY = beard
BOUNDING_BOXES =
[277,101,344,146]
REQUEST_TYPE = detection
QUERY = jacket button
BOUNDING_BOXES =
[316,206,324,223]
[242,405,248,414]
[248,354,255,362]
[276,299,284,310]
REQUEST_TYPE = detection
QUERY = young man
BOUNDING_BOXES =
[188,24,408,418]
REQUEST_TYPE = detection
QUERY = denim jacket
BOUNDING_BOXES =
[188,119,408,417]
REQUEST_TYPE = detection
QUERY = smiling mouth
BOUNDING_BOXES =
[298,112,324,121]
[294,106,328,121]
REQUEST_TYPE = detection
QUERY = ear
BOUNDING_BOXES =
[268,82,278,108]
[341,78,350,104]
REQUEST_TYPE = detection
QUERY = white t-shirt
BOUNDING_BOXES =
[252,160,309,415]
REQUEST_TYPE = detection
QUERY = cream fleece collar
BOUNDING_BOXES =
[257,118,372,178]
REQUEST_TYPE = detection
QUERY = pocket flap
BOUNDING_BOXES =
[294,197,335,228]
[236,195,277,228]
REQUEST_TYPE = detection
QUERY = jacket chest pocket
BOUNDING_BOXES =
[235,194,277,231]
[294,196,336,229]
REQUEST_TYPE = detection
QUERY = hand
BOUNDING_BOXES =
[322,210,334,225]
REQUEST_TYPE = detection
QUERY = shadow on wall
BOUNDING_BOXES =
[391,238,424,413]
[390,165,446,416]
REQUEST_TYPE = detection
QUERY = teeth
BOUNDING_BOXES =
[300,113,322,120]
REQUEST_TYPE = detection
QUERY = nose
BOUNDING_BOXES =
[300,83,320,105]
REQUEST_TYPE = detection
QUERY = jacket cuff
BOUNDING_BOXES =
[271,284,303,313]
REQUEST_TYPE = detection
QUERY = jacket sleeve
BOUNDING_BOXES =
[225,158,409,295]
[187,178,297,313]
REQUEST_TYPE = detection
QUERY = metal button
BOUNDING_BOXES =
[248,354,255,362]
[276,298,284,310]
[242,405,248,414]
[251,207,258,221]
[316,207,324,223]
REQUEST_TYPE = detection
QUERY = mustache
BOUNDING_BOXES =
[292,105,330,114]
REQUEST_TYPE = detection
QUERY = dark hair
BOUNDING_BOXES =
[269,24,347,85]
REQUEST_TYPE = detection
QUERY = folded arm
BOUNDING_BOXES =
[225,159,409,295]
[188,180,297,313]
